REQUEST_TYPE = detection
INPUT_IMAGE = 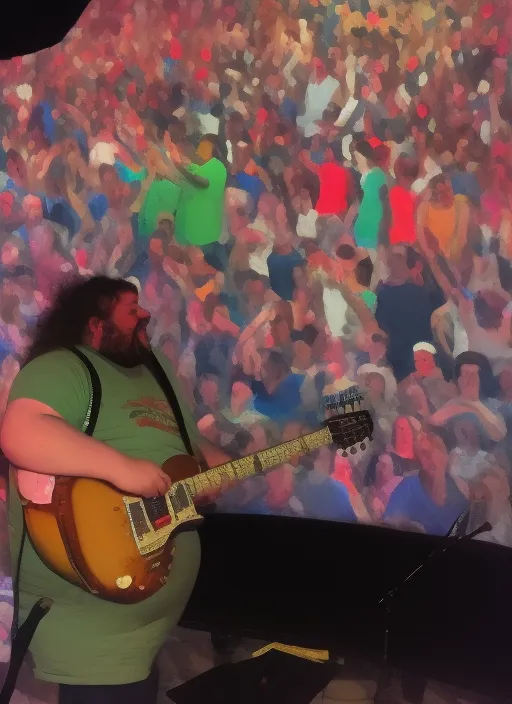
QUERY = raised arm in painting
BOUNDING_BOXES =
[166,142,210,188]
[416,200,433,259]
[299,149,320,177]
[334,279,378,332]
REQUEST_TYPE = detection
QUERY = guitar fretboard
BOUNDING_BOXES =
[178,426,333,498]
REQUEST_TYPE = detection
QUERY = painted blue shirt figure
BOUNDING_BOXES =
[267,248,304,301]
[252,373,305,422]
[216,477,273,516]
[294,468,358,523]
[383,432,469,536]
[375,248,442,382]
[383,474,468,535]
[43,197,81,239]
[448,167,481,206]
[375,281,438,380]
[88,193,109,223]
[280,97,298,124]
[235,171,266,216]
[250,349,305,422]
[38,102,56,145]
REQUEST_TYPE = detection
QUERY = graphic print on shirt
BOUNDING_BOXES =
[123,397,180,436]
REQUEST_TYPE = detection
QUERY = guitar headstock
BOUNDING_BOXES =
[323,386,374,457]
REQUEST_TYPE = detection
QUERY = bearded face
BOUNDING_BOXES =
[98,316,151,368]
[94,292,152,368]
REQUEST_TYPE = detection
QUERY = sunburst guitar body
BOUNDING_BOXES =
[23,387,373,604]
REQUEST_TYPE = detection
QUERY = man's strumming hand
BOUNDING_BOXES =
[111,458,172,498]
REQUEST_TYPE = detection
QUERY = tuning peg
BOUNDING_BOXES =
[350,446,357,455]
[360,442,366,451]
[342,450,348,457]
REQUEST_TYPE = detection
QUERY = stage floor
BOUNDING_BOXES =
[0,626,501,704]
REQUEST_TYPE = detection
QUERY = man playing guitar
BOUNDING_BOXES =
[0,276,228,704]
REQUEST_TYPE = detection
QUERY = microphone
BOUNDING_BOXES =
[375,520,493,701]
[378,521,493,606]
[463,521,492,541]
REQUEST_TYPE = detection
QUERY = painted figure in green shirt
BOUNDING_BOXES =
[1,277,225,703]
[353,142,390,251]
[138,178,182,239]
[170,135,228,247]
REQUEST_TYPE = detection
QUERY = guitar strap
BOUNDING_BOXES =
[143,351,194,457]
[69,347,194,456]
[70,347,102,437]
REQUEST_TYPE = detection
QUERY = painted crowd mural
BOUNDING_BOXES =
[1,0,512,609]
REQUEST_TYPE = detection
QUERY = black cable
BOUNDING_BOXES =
[11,517,25,643]
[0,494,47,704]
[0,597,53,704]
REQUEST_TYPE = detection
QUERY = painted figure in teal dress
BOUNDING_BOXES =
[353,142,390,251]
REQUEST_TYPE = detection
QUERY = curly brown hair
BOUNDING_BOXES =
[24,276,138,366]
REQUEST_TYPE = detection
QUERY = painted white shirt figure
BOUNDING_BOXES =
[297,74,340,138]
[247,217,275,277]
[296,209,318,239]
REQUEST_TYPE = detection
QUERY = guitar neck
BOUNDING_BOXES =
[179,426,333,498]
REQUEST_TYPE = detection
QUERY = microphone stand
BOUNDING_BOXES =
[373,522,492,704]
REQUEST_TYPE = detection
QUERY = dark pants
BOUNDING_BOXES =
[374,668,426,704]
[401,673,427,704]
[59,667,159,704]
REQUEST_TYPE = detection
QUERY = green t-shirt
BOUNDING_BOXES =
[354,167,387,250]
[138,179,182,238]
[174,158,227,246]
[7,346,202,685]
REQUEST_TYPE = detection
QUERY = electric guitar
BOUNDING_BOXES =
[22,387,373,604]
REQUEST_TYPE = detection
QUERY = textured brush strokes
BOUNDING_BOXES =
[1,1,512,656]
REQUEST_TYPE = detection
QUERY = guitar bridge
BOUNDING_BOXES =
[124,482,198,557]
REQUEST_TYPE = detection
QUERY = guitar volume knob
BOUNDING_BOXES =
[115,575,133,590]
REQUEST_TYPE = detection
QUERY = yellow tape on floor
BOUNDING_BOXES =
[252,642,329,663]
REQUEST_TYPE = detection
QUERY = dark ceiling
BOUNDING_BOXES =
[2,0,90,60]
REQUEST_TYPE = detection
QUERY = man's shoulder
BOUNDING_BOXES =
[8,349,91,407]
[21,348,89,374]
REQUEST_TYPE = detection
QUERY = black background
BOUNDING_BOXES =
[1,1,90,60]
[183,513,512,698]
